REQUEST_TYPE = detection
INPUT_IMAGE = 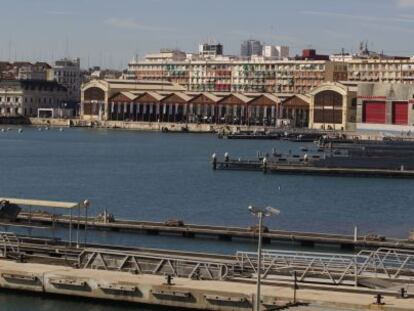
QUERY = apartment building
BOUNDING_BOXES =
[241,40,263,57]
[262,45,289,59]
[128,54,348,94]
[346,59,414,84]
[0,79,67,117]
[0,62,53,80]
[53,58,82,103]
[198,43,223,59]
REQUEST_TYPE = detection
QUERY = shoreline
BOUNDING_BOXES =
[0,117,373,136]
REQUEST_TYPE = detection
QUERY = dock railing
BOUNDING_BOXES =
[236,248,414,287]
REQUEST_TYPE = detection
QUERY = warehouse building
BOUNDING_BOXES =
[356,83,414,131]
[81,79,284,125]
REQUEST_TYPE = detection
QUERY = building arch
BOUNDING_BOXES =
[84,87,105,101]
[309,83,354,130]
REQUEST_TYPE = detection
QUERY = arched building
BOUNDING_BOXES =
[308,82,357,130]
[80,79,186,121]
[81,78,283,126]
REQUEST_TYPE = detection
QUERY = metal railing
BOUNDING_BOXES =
[79,248,234,281]
[0,232,20,258]
[236,248,414,286]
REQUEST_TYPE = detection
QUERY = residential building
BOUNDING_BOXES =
[0,79,67,117]
[346,59,414,84]
[241,40,263,57]
[0,62,53,81]
[53,58,82,104]
[145,49,187,62]
[128,55,348,94]
[276,46,290,59]
[299,49,330,61]
[262,45,289,59]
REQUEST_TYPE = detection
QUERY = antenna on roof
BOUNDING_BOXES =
[8,37,12,62]
[65,35,70,58]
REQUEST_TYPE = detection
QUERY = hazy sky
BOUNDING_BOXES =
[1,0,414,68]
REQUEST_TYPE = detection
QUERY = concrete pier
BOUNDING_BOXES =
[12,212,414,251]
[0,259,413,311]
[214,159,414,178]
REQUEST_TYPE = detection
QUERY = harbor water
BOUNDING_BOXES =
[0,126,413,310]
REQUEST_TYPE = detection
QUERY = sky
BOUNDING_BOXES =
[1,0,414,69]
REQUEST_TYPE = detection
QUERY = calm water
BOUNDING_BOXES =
[0,126,413,310]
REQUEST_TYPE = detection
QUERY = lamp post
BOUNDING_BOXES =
[248,205,280,311]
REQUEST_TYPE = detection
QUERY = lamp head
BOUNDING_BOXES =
[265,206,280,216]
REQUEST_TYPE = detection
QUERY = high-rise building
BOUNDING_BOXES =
[241,40,263,57]
[262,45,290,59]
[276,46,289,59]
[198,43,223,58]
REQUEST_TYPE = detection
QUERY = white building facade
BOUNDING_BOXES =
[0,80,67,117]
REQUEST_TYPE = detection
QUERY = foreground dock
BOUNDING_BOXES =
[2,198,414,310]
[1,259,414,311]
[1,234,414,310]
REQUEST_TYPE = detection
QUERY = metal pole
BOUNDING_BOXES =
[29,206,32,237]
[76,207,80,247]
[354,257,358,287]
[354,226,358,243]
[293,271,297,303]
[84,206,88,247]
[69,208,72,247]
[256,212,263,311]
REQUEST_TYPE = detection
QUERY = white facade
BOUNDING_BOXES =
[262,46,277,58]
[276,46,289,59]
[0,80,67,117]
[262,45,289,59]
[198,43,223,59]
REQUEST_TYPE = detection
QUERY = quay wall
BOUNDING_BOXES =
[3,117,388,137]
[28,117,283,133]
[0,259,413,310]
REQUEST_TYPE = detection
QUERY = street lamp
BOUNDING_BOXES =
[248,205,280,311]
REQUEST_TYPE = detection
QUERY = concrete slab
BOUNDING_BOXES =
[0,259,413,310]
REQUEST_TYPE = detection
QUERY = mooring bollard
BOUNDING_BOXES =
[211,153,217,170]
[262,157,267,174]
[224,152,229,162]
[399,287,408,299]
[165,274,174,286]
[224,152,229,168]
[373,293,385,305]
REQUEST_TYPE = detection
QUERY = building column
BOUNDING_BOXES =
[386,99,393,125]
